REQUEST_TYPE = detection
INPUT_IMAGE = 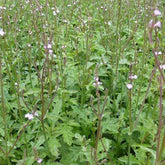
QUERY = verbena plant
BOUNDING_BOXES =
[0,0,164,164]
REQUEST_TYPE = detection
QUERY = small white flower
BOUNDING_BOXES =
[25,113,34,120]
[155,51,162,55]
[126,84,133,89]
[0,29,5,36]
[108,21,111,26]
[94,77,99,81]
[37,158,42,163]
[133,75,137,79]
[48,49,53,55]
[34,112,39,117]
[93,82,96,86]
[98,81,102,85]
[83,20,87,24]
[47,43,52,49]
[61,45,67,49]
[53,11,56,15]
[154,9,161,16]
[160,65,165,70]
[129,75,138,80]
[154,21,161,28]
[63,20,68,23]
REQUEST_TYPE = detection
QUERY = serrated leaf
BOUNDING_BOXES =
[55,124,74,145]
[48,137,61,157]
[118,154,139,164]
[0,128,5,137]
[34,135,45,149]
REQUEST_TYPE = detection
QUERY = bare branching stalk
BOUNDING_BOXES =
[155,76,164,164]
[91,65,109,164]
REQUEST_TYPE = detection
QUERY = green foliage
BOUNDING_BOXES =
[0,0,164,164]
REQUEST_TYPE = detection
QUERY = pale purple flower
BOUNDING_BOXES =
[154,21,161,28]
[126,84,133,89]
[129,75,138,80]
[154,9,161,16]
[34,112,38,117]
[93,82,96,87]
[0,29,5,36]
[61,45,67,49]
[93,81,102,87]
[155,51,162,55]
[47,43,52,49]
[160,65,165,70]
[25,113,34,120]
[94,77,99,81]
[37,158,42,164]
[48,49,53,55]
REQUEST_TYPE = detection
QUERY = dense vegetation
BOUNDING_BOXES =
[0,0,164,164]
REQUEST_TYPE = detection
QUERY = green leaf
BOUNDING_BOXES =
[118,154,139,164]
[132,144,156,160]
[23,88,40,96]
[54,124,74,146]
[0,128,5,137]
[34,135,45,149]
[48,137,61,157]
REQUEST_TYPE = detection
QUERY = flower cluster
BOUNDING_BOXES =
[148,9,162,29]
[127,74,138,90]
[129,75,138,80]
[44,43,54,55]
[93,76,102,87]
[160,65,165,70]
[0,29,5,36]
[37,158,42,164]
[25,112,38,120]
[126,84,133,90]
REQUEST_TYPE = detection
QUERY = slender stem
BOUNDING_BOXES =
[7,120,31,157]
[115,0,122,76]
[155,77,163,163]
[0,56,8,159]
[128,142,131,165]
